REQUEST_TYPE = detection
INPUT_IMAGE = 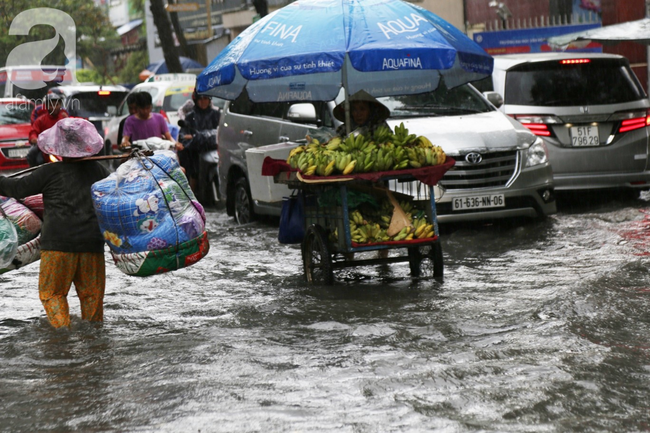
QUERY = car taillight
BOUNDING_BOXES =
[560,59,591,65]
[160,109,169,122]
[523,123,551,136]
[513,115,562,137]
[619,117,648,133]
[611,110,650,134]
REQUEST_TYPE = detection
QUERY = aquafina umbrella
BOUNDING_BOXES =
[196,0,493,129]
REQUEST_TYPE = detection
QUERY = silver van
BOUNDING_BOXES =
[481,53,650,195]
[218,82,557,224]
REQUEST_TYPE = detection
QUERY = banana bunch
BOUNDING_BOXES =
[338,133,370,153]
[412,217,435,239]
[350,223,390,244]
[286,123,447,177]
[392,122,419,147]
[289,150,316,173]
[391,226,413,242]
[350,209,366,226]
[372,124,393,144]
[416,135,446,165]
[343,198,436,244]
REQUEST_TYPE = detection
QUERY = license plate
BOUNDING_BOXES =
[570,125,600,147]
[7,148,29,158]
[452,194,505,210]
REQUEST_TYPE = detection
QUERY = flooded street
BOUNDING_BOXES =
[1,192,649,432]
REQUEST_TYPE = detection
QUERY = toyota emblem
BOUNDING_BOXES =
[465,152,482,164]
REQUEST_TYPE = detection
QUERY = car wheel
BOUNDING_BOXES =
[234,177,254,224]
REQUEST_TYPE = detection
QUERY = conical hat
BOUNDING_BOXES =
[37,117,103,158]
[333,90,390,123]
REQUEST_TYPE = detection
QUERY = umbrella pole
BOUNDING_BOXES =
[342,56,352,136]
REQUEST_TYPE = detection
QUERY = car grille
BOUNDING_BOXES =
[440,150,518,190]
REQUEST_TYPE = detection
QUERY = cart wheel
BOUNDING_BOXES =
[408,240,443,279]
[302,225,334,285]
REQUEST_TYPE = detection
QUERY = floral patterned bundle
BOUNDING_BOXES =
[91,151,209,276]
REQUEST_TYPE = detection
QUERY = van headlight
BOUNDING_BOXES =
[524,137,548,167]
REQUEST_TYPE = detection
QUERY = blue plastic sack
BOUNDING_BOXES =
[278,191,304,244]
[91,151,205,255]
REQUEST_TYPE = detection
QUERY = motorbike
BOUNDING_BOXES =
[178,120,220,206]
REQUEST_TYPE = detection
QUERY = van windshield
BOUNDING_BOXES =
[377,83,493,117]
[504,58,646,106]
[0,102,32,125]
[65,91,129,118]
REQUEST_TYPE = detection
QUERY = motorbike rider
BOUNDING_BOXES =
[27,92,69,166]
[179,91,220,194]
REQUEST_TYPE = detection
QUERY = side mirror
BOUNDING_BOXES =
[286,103,317,124]
[483,91,504,108]
[107,106,117,116]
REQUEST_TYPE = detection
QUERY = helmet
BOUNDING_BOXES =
[44,92,63,104]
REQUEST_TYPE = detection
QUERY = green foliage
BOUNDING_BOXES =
[76,68,119,85]
[118,50,149,85]
[0,0,121,81]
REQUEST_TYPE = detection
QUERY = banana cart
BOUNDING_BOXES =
[270,158,454,285]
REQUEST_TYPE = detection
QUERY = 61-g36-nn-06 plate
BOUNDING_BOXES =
[452,194,505,210]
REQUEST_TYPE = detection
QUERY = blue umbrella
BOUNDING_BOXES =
[196,0,493,106]
[147,56,204,74]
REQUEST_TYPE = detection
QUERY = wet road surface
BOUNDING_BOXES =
[1,191,649,432]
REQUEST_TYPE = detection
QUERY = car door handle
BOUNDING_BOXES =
[278,136,290,142]
[241,130,253,137]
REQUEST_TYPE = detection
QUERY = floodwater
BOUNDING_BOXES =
[1,192,649,432]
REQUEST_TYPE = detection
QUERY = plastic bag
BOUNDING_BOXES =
[0,197,42,245]
[0,234,41,275]
[278,191,304,244]
[91,150,209,276]
[0,216,18,269]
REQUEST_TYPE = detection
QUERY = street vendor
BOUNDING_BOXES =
[0,118,110,328]
[334,90,390,137]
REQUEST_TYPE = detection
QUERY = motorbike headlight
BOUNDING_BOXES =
[524,137,548,168]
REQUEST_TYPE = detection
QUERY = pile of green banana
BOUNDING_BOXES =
[286,123,446,176]
[329,199,436,245]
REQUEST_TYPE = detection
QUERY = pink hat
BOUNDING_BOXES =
[37,117,103,158]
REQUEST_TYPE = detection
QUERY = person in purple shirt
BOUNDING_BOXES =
[119,92,182,151]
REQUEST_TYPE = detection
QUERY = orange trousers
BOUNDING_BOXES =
[39,251,106,328]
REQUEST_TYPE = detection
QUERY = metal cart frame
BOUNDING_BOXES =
[277,172,443,285]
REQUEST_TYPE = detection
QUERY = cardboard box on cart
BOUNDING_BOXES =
[245,142,302,203]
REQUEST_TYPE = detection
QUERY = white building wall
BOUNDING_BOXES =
[108,0,131,27]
